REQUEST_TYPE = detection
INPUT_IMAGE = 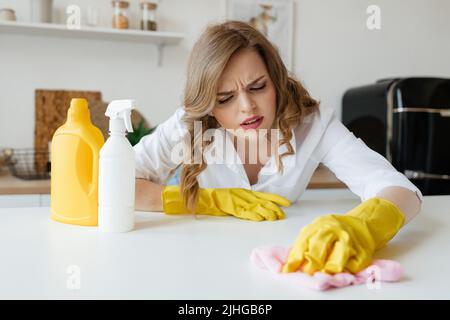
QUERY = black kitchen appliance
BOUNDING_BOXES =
[342,77,450,195]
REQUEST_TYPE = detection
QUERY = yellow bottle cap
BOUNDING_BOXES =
[67,98,90,123]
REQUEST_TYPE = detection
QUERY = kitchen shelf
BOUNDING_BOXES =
[0,21,184,66]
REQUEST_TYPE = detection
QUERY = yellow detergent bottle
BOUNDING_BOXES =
[50,98,105,226]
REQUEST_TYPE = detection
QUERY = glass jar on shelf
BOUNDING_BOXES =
[140,1,158,31]
[111,0,129,29]
[0,8,16,21]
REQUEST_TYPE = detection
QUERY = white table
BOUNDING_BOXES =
[1,196,449,299]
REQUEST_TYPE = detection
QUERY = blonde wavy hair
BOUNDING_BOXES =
[180,20,320,212]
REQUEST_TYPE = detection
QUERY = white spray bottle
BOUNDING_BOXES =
[98,99,136,233]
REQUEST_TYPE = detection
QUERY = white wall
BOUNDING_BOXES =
[1,0,449,148]
[0,0,226,148]
[294,0,450,119]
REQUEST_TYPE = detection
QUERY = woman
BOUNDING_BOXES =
[134,21,422,275]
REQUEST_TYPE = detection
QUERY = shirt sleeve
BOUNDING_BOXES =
[317,111,424,203]
[133,107,188,184]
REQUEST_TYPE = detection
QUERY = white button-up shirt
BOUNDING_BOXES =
[134,106,423,203]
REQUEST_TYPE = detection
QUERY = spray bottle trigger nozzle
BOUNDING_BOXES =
[124,110,133,133]
[105,100,136,133]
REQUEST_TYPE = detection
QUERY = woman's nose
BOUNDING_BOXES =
[238,92,256,114]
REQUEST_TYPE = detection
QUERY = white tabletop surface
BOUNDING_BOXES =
[1,196,449,299]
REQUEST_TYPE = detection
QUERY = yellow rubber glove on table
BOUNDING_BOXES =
[162,186,291,221]
[282,197,405,275]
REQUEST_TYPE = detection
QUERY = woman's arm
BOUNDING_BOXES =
[317,111,424,211]
[133,107,187,212]
[135,178,164,212]
[376,186,422,225]
[133,106,187,183]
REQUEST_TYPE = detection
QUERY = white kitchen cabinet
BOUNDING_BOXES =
[0,194,53,208]
[0,195,41,208]
[39,194,51,206]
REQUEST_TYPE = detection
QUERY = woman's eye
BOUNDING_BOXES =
[250,83,266,91]
[218,96,233,104]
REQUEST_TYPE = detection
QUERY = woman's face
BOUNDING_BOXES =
[211,48,277,134]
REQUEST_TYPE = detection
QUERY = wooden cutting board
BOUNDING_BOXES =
[34,89,149,175]
[34,90,103,174]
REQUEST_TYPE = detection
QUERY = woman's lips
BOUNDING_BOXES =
[240,116,264,130]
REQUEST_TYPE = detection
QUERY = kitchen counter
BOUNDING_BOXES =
[0,195,448,299]
[0,165,345,195]
[0,171,51,195]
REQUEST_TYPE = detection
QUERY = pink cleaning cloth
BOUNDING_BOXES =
[250,245,405,291]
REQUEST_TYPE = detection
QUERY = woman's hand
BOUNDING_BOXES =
[135,178,164,212]
[162,186,291,221]
[282,198,405,275]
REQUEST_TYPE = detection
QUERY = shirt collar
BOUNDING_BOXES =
[202,127,297,176]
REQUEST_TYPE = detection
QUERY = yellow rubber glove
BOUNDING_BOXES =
[282,197,405,275]
[162,185,291,221]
